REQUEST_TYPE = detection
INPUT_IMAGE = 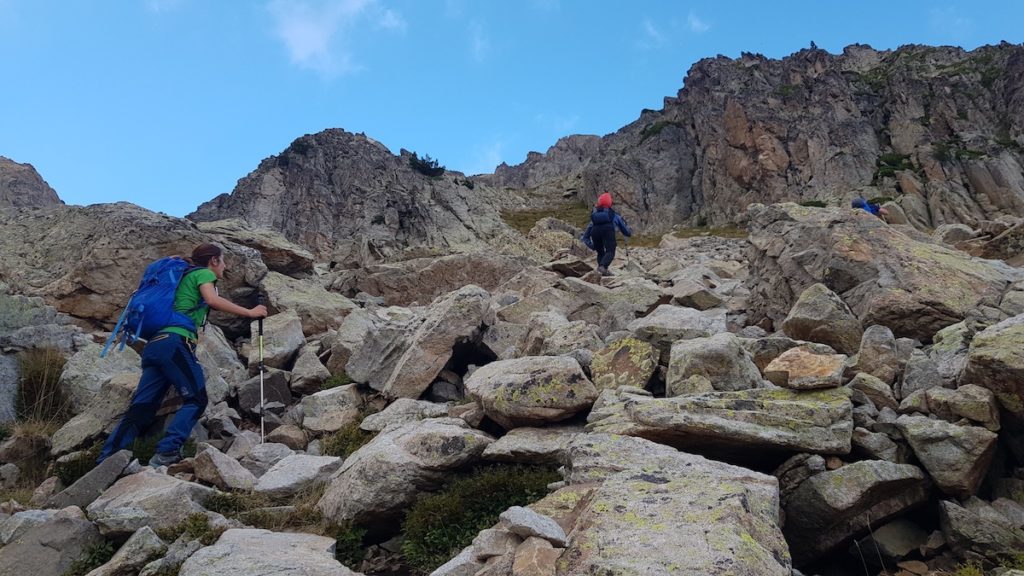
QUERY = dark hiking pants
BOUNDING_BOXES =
[593,224,617,268]
[97,332,207,462]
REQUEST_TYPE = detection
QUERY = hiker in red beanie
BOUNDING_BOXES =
[580,192,632,275]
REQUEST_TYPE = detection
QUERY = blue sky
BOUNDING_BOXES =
[1,1,1022,217]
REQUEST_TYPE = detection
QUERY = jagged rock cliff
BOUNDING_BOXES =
[479,43,1024,234]
[0,156,62,208]
[188,129,512,260]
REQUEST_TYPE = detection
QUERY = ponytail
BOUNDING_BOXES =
[188,243,223,267]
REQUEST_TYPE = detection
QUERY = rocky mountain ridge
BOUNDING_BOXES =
[479,42,1024,235]
[0,156,62,208]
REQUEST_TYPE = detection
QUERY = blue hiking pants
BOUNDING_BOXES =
[97,332,208,462]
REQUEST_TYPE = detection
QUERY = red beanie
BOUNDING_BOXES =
[596,192,612,208]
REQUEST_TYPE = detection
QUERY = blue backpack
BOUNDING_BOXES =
[591,208,614,225]
[100,257,204,357]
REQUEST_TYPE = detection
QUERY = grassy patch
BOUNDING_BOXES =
[798,200,827,208]
[16,347,70,425]
[873,153,915,182]
[401,464,561,575]
[322,373,353,391]
[62,541,115,576]
[501,204,591,235]
[55,443,103,487]
[639,120,681,144]
[624,234,665,248]
[156,513,225,546]
[321,421,375,459]
[203,484,367,567]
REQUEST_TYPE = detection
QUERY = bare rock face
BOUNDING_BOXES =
[188,128,512,259]
[0,203,267,329]
[0,156,62,208]
[746,203,1014,342]
[477,44,1024,234]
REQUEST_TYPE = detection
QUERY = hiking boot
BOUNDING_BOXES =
[600,267,613,277]
[148,451,182,468]
[597,266,608,275]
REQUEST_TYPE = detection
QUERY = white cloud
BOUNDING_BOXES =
[469,20,490,62]
[267,0,403,77]
[377,8,406,31]
[687,10,710,33]
[928,6,975,43]
[637,17,666,50]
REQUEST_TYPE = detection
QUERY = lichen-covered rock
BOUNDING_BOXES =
[961,313,1024,417]
[781,283,864,355]
[783,460,931,566]
[558,434,791,575]
[587,387,852,461]
[589,337,658,391]
[895,415,997,498]
[465,356,598,429]
[666,332,764,396]
[747,203,1011,343]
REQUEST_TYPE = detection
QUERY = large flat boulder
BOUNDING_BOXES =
[558,434,791,575]
[178,528,360,576]
[587,387,852,463]
[86,470,214,537]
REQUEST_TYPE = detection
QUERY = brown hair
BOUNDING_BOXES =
[188,243,223,267]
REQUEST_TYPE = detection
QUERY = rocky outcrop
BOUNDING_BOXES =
[746,203,1015,341]
[188,129,512,259]
[477,44,1024,234]
[0,156,62,208]
[0,203,267,328]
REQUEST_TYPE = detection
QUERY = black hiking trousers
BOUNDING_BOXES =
[593,224,617,268]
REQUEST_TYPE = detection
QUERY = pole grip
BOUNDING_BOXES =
[256,293,265,337]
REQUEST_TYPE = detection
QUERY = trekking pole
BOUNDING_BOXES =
[257,293,266,443]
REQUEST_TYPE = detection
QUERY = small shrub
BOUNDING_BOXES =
[15,347,70,424]
[933,142,952,162]
[327,522,367,567]
[639,121,679,144]
[322,373,353,391]
[401,464,561,574]
[799,200,827,208]
[950,561,984,576]
[55,443,102,487]
[62,541,115,576]
[409,153,445,177]
[157,513,224,546]
[500,203,591,235]
[321,421,375,459]
[459,178,475,190]
[775,84,797,97]
[131,435,160,466]
[867,196,894,206]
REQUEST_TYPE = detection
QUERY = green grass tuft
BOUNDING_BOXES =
[16,347,70,425]
[62,541,115,576]
[400,464,561,575]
